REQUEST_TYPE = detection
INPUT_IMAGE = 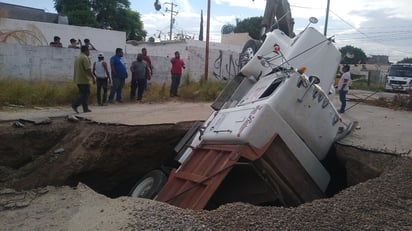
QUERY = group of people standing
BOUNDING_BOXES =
[71,45,350,115]
[71,46,186,114]
[50,36,96,50]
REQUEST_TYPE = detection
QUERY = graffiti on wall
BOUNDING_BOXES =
[0,24,47,46]
[212,50,240,81]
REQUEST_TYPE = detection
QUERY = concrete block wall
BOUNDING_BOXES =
[0,18,125,52]
[0,41,244,83]
[0,18,244,83]
[127,40,243,83]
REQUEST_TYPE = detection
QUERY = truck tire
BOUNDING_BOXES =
[129,169,167,199]
[239,39,262,68]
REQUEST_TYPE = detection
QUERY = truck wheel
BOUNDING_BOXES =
[129,169,167,199]
[239,39,262,68]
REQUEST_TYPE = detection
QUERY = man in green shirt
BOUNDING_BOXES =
[72,45,95,113]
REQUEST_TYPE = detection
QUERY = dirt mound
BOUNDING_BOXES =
[0,117,193,197]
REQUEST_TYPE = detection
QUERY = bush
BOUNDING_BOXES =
[179,74,225,101]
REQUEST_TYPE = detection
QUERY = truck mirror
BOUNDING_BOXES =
[309,17,318,24]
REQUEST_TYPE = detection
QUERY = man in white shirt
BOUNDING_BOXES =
[93,53,111,106]
[338,65,351,113]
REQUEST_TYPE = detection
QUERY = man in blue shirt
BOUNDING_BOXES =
[108,48,128,103]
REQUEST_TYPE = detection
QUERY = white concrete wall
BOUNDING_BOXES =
[0,18,125,52]
[0,18,244,83]
[127,40,243,82]
[0,41,243,83]
[221,32,252,46]
[0,43,114,81]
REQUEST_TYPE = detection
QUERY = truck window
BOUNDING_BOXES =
[385,64,412,92]
[260,78,283,98]
[388,65,412,77]
[238,77,283,105]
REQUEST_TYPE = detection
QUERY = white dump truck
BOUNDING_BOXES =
[385,63,412,92]
[130,24,353,210]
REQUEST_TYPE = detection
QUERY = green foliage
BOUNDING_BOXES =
[2,78,409,110]
[54,0,146,40]
[178,74,225,101]
[397,57,412,64]
[0,78,77,107]
[350,79,385,91]
[121,9,146,40]
[66,10,98,27]
[221,23,235,34]
[0,78,225,108]
[56,0,97,27]
[234,17,263,40]
[199,10,204,41]
[339,45,367,64]
[141,83,170,102]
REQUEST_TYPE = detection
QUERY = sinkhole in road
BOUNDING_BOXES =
[0,117,395,209]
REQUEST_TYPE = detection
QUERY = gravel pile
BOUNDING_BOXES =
[128,156,412,230]
[0,154,410,231]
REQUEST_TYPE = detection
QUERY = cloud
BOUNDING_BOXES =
[177,0,194,12]
[214,0,265,9]
[141,0,412,61]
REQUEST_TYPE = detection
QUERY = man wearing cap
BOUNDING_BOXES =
[93,53,111,106]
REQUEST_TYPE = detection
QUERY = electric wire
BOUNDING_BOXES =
[289,4,412,58]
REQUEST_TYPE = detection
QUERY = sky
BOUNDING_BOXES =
[2,0,412,62]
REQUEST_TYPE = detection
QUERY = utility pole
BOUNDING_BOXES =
[324,0,330,36]
[204,0,211,81]
[165,1,178,40]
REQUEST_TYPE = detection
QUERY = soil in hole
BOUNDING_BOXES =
[0,117,193,197]
[0,117,402,207]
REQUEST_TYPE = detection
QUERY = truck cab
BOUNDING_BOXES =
[385,63,412,92]
[129,27,353,210]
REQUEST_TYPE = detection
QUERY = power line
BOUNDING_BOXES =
[328,10,411,56]
[289,4,412,57]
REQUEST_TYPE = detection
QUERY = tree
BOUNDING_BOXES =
[54,0,146,41]
[112,8,146,40]
[339,45,367,64]
[221,24,235,34]
[397,57,412,64]
[234,17,263,40]
[199,10,204,41]
[54,0,97,27]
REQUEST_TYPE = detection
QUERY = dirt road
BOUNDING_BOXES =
[0,101,214,125]
[338,91,412,156]
[0,91,410,156]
